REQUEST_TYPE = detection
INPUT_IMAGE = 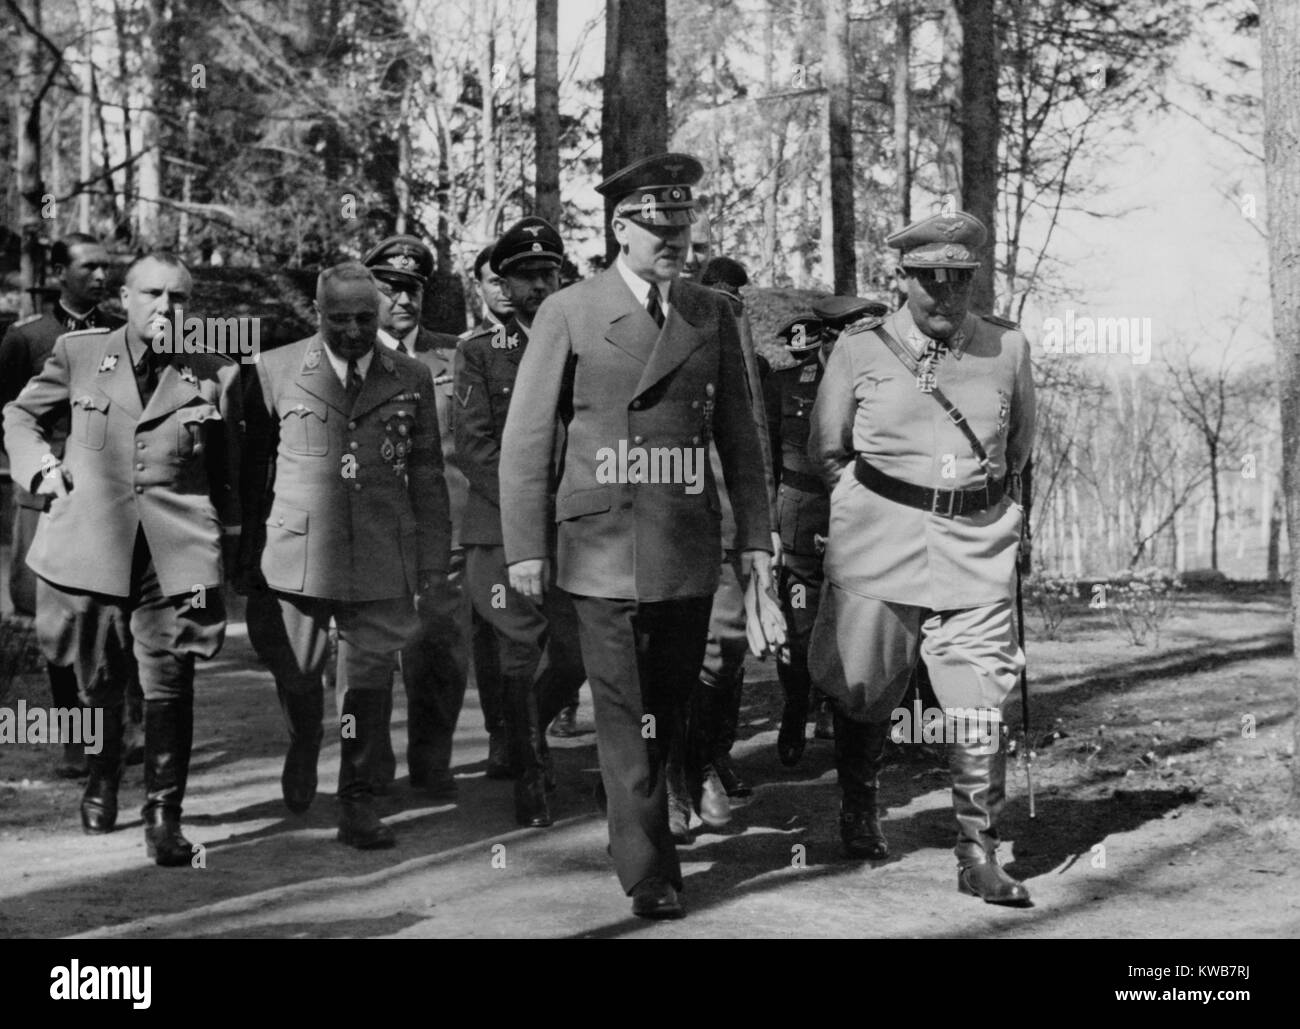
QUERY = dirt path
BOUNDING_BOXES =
[1,589,1297,939]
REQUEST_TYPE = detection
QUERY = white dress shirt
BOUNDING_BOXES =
[615,256,674,322]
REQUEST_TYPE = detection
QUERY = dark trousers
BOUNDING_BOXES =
[34,529,225,705]
[569,592,713,894]
[466,544,586,740]
[396,548,470,773]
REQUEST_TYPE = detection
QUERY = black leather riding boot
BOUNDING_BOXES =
[141,697,197,867]
[834,710,889,860]
[505,673,552,828]
[337,690,397,849]
[711,669,751,797]
[277,683,324,814]
[81,700,124,833]
[949,719,1030,905]
[776,660,811,767]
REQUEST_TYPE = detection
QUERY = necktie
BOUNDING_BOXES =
[135,350,160,405]
[396,340,409,355]
[345,359,363,408]
[646,284,665,329]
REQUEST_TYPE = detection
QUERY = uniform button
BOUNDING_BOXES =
[134,485,144,493]
[354,483,362,491]
[691,400,699,409]
[348,421,357,430]
[278,517,285,526]
[633,435,644,445]
[631,400,642,410]
[136,462,145,470]
[692,436,701,445]
[350,441,359,450]
[137,441,146,450]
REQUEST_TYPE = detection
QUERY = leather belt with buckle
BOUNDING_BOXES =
[853,455,1003,518]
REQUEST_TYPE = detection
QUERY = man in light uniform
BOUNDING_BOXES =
[808,211,1035,904]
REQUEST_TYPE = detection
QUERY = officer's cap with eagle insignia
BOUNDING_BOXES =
[490,216,565,276]
[598,152,704,228]
[886,211,987,270]
[362,234,434,288]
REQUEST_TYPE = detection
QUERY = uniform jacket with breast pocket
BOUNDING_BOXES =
[2,326,241,598]
[499,267,771,603]
[240,334,450,602]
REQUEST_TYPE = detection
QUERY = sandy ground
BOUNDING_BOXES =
[1,588,1297,939]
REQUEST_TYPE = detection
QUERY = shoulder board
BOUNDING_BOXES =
[981,313,1019,330]
[459,325,495,345]
[842,314,886,336]
[13,314,42,328]
[62,326,112,337]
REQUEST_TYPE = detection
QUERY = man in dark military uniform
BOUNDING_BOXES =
[499,154,773,919]
[808,211,1035,904]
[766,296,887,769]
[0,233,141,778]
[4,252,241,866]
[240,261,451,849]
[358,234,478,799]
[455,217,586,827]
[462,245,513,760]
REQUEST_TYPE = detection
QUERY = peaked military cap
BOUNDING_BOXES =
[362,234,434,286]
[598,152,703,227]
[886,211,987,269]
[812,294,889,330]
[490,216,565,275]
[778,315,825,354]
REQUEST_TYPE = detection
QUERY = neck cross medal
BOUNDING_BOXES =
[915,338,946,393]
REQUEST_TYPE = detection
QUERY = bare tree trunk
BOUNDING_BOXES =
[535,0,561,225]
[1209,440,1221,570]
[136,0,165,247]
[936,0,963,199]
[825,0,856,294]
[760,2,782,281]
[79,0,94,233]
[479,0,498,243]
[16,0,44,315]
[1259,0,1300,804]
[1268,488,1283,581]
[893,0,911,229]
[601,0,668,262]
[112,0,134,234]
[395,79,412,234]
[958,0,998,313]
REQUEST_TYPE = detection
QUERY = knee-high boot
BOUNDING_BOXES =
[776,660,811,767]
[277,683,324,814]
[337,690,396,849]
[505,672,552,827]
[834,710,889,859]
[142,696,197,867]
[711,669,751,797]
[949,721,1030,905]
[81,700,123,833]
[49,663,89,778]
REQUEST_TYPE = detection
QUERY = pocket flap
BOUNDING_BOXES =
[73,393,110,413]
[285,396,327,421]
[179,404,222,425]
[267,504,309,535]
[556,486,612,521]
